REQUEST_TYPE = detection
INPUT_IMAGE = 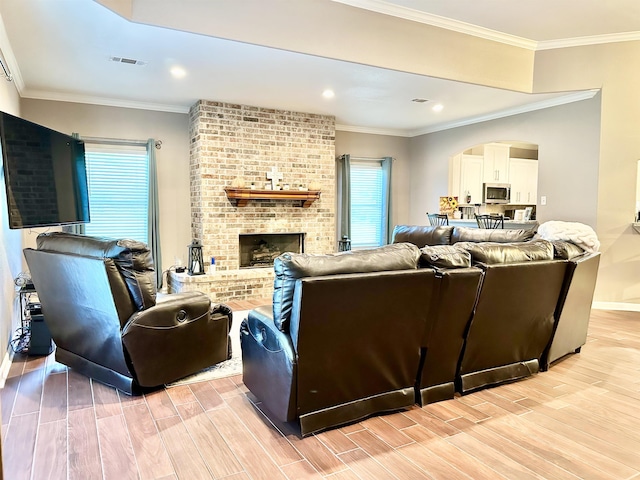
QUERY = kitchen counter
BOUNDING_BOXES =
[449,219,539,230]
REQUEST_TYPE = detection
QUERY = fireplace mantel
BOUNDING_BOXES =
[224,187,321,208]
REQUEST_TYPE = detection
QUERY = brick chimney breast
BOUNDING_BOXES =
[180,100,336,302]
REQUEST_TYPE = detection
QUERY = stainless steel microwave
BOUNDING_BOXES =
[483,183,511,204]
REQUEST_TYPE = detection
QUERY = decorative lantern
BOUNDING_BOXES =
[338,235,351,252]
[187,239,205,275]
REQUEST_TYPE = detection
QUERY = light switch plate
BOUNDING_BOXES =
[541,196,547,205]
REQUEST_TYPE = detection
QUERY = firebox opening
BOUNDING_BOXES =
[239,233,305,268]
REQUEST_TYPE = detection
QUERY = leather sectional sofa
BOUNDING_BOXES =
[240,225,599,436]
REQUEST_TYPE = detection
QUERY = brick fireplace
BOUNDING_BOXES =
[169,100,336,302]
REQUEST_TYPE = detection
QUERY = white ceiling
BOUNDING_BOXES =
[0,0,632,136]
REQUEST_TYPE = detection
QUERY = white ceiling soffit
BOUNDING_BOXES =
[333,0,640,50]
[0,1,604,137]
[332,0,536,50]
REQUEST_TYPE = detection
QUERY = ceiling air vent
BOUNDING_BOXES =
[411,98,430,103]
[109,56,147,66]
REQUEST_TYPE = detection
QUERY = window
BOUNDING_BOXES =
[83,144,149,242]
[350,159,389,248]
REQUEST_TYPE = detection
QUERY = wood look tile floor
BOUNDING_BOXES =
[2,304,640,480]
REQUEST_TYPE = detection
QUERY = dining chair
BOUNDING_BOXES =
[475,214,504,229]
[427,213,449,226]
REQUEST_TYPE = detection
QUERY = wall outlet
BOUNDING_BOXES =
[540,195,547,206]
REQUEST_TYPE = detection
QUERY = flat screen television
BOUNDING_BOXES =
[0,111,90,229]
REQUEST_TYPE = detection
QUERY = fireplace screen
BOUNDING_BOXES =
[239,233,305,268]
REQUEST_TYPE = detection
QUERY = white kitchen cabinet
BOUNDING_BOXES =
[483,143,510,183]
[509,158,538,205]
[460,155,484,204]
[450,153,483,204]
[448,153,462,199]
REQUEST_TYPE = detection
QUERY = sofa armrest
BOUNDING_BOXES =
[243,307,295,356]
[155,290,210,308]
[241,306,297,422]
[122,292,231,387]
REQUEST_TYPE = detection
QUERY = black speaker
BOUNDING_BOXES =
[29,314,53,355]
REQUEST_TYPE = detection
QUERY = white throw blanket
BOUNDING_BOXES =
[537,221,600,253]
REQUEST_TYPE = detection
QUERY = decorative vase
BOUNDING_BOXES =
[231,177,245,188]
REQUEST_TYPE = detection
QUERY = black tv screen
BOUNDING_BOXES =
[1,111,90,229]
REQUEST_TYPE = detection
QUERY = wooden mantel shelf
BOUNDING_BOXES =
[224,187,321,208]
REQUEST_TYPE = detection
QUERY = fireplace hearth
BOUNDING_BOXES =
[239,233,305,268]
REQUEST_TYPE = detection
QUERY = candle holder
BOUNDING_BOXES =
[188,239,205,275]
[338,235,351,252]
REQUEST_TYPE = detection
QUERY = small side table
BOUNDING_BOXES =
[18,284,38,332]
[13,284,53,355]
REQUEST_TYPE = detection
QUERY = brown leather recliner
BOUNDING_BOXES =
[240,243,436,436]
[24,232,232,394]
[455,240,568,393]
[417,266,484,404]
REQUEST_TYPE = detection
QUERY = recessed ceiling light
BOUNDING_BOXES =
[322,89,335,99]
[170,66,187,78]
[432,103,444,112]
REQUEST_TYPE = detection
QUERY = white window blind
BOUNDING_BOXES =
[83,144,149,243]
[350,160,386,248]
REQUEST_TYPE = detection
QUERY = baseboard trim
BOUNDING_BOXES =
[0,348,14,388]
[592,302,640,312]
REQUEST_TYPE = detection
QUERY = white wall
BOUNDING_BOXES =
[533,41,640,304]
[335,130,412,230]
[20,99,191,274]
[408,96,601,229]
[0,76,22,369]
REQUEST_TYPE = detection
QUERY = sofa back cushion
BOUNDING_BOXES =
[391,225,454,247]
[419,245,471,269]
[456,239,554,265]
[272,242,421,331]
[451,227,535,244]
[36,232,157,310]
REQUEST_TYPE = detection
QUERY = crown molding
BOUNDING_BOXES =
[536,31,640,51]
[22,89,599,139]
[407,89,599,137]
[20,89,190,114]
[335,123,412,137]
[333,0,640,52]
[337,89,599,138]
[332,0,537,50]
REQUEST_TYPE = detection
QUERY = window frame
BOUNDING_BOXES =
[82,143,150,243]
[349,158,390,249]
